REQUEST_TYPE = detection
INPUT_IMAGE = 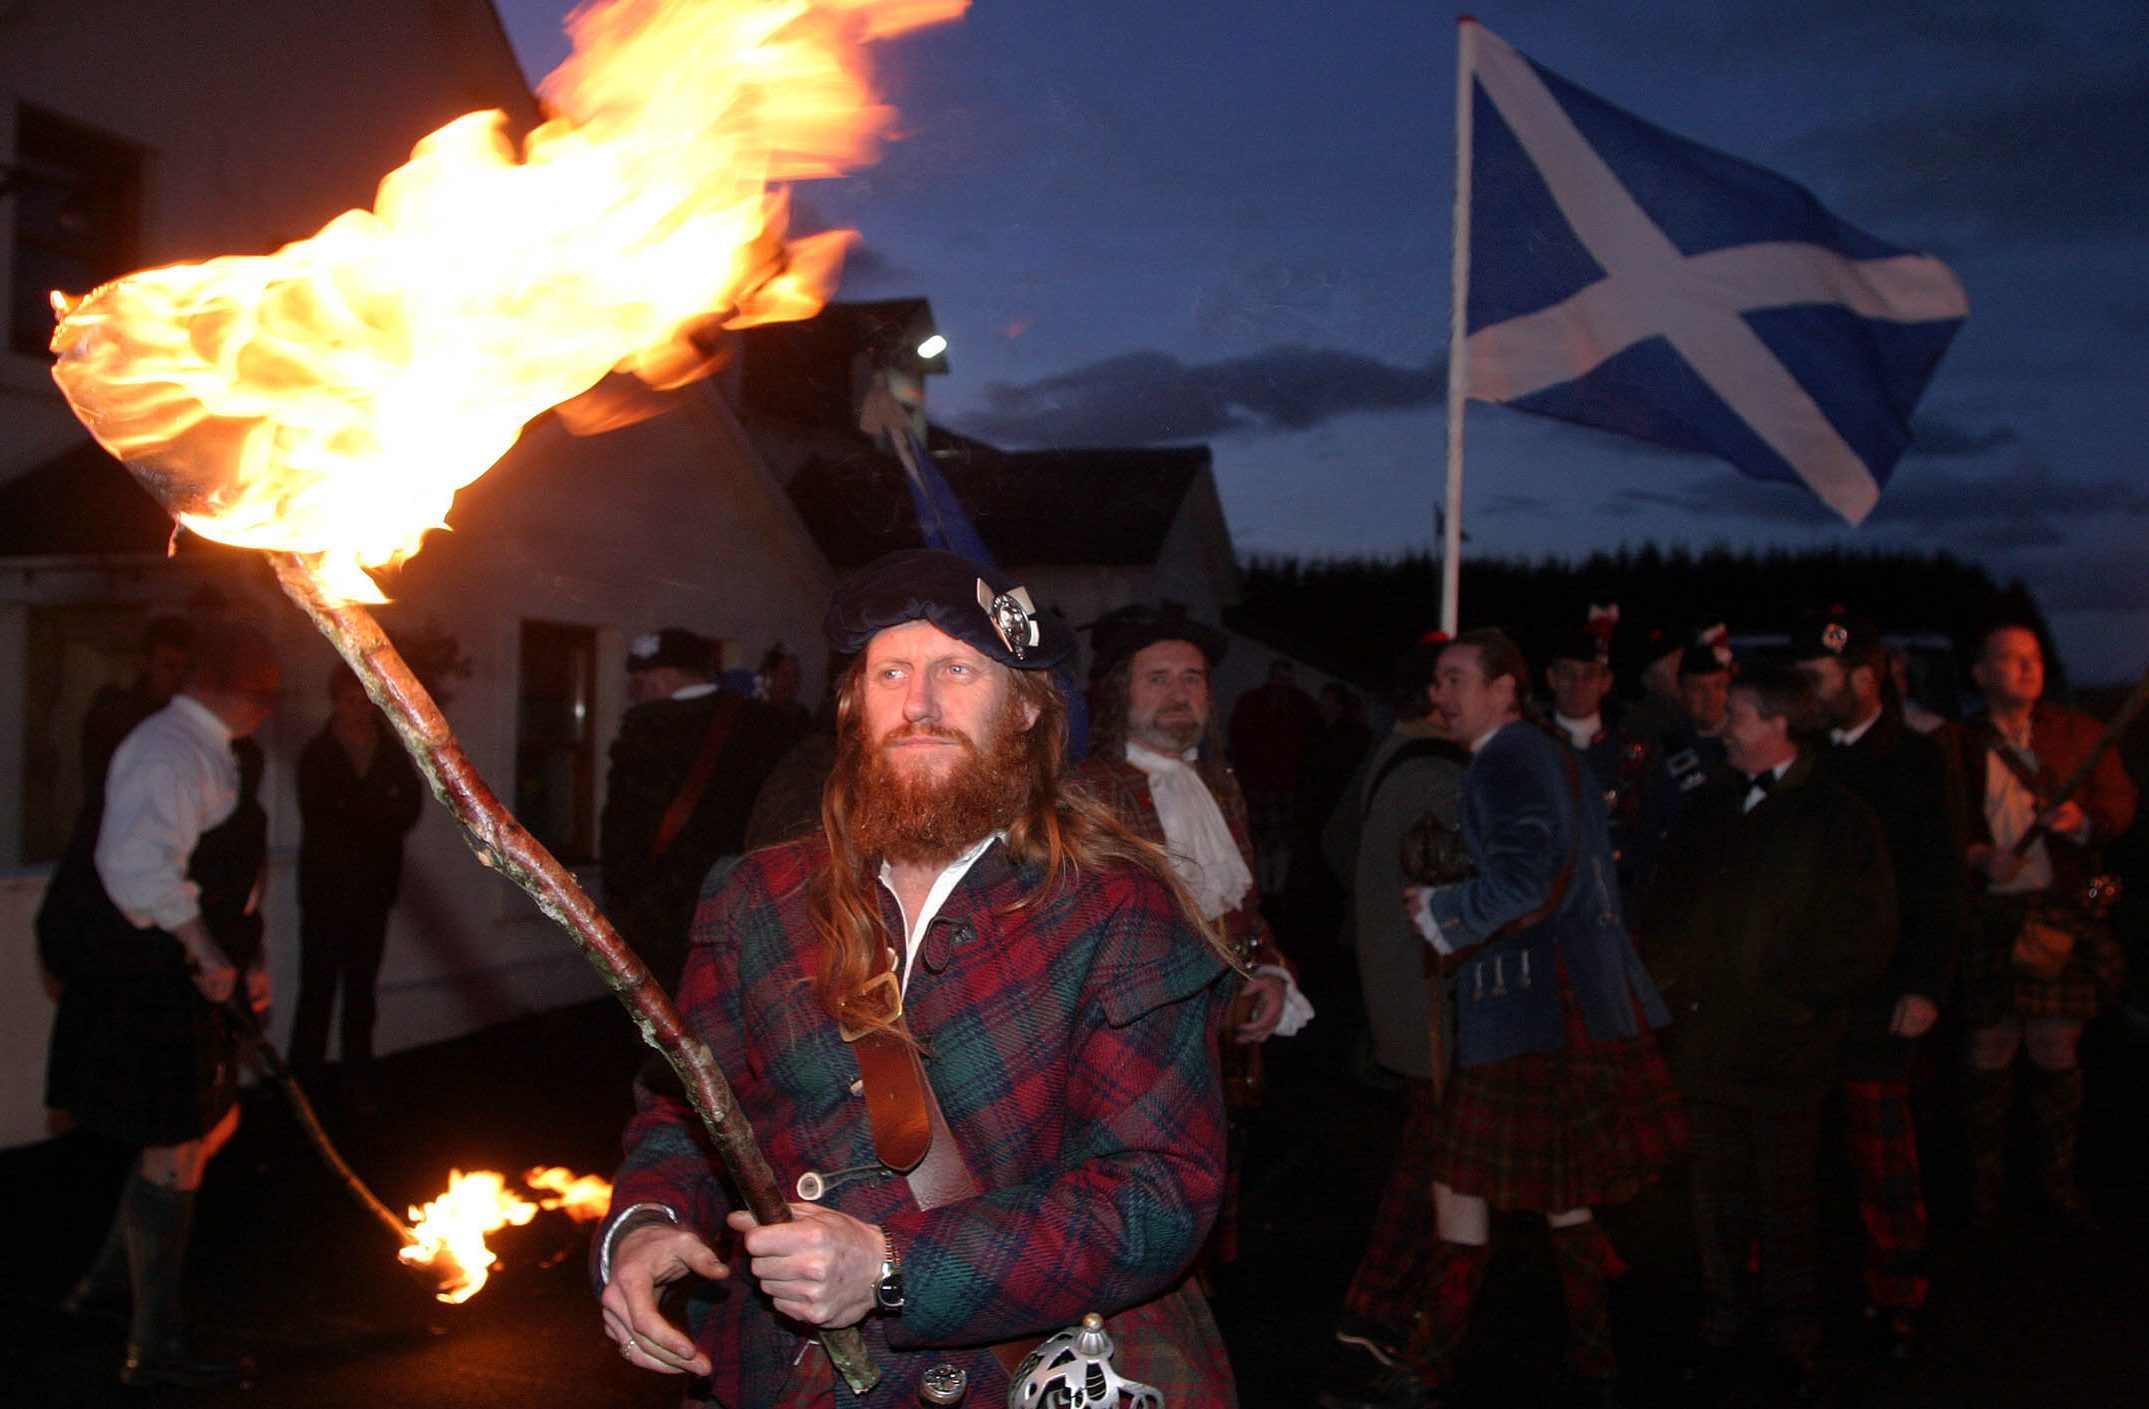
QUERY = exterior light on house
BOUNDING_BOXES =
[916,333,947,360]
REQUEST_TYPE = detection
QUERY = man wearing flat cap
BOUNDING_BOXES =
[1790,607,1965,1358]
[597,551,1242,1407]
[600,626,801,993]
[1070,602,1311,1270]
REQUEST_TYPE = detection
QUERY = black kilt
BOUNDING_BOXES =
[41,745,265,1147]
[47,969,239,1146]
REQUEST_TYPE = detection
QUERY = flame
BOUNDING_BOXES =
[525,1164,613,1223]
[401,1168,541,1304]
[48,0,966,604]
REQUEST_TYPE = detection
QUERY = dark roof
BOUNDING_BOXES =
[735,298,947,433]
[0,438,176,556]
[786,427,1209,568]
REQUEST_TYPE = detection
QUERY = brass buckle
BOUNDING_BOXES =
[839,971,903,1043]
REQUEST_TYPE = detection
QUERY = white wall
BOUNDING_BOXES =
[0,2,848,1148]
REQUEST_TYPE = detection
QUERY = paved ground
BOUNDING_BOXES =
[6,922,2149,1409]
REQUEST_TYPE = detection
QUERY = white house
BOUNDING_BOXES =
[0,1,836,1149]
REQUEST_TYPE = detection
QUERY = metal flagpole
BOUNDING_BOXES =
[1441,16,1478,635]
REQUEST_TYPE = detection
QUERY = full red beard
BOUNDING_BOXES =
[840,698,1035,866]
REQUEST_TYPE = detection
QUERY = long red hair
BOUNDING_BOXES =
[807,660,1231,1035]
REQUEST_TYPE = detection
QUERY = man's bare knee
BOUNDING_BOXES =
[2023,1019,2082,1072]
[139,1139,210,1190]
[1433,1182,1491,1246]
[1967,1022,2020,1071]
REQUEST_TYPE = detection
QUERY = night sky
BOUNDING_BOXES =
[496,1,2149,680]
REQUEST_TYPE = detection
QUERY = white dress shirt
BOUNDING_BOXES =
[94,695,238,932]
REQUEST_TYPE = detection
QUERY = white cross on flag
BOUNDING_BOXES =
[1461,22,1969,525]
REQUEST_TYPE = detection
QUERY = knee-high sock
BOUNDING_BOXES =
[1550,1221,1626,1380]
[1403,1240,1492,1387]
[67,1193,132,1308]
[1960,1064,2014,1211]
[2025,1065,2086,1198]
[123,1174,197,1355]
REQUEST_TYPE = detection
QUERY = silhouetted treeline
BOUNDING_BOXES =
[1227,545,2059,695]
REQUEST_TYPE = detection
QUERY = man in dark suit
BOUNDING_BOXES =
[599,628,802,993]
[1642,664,1897,1398]
[1790,609,1966,1359]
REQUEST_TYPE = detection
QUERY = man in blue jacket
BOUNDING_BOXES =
[1323,629,1686,1409]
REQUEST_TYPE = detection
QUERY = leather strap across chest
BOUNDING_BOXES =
[844,926,1033,1380]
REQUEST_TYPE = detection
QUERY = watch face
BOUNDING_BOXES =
[876,1273,905,1311]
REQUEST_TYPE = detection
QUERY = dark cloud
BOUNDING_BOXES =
[955,346,1446,446]
[1804,71,2149,243]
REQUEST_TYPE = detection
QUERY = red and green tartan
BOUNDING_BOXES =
[1342,1078,1443,1342]
[1960,896,2126,1026]
[1841,1076,1928,1311]
[1432,975,1688,1212]
[604,835,1239,1408]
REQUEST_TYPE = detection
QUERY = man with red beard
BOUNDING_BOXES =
[597,550,1243,1408]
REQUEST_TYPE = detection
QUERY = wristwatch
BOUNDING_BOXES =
[874,1225,905,1312]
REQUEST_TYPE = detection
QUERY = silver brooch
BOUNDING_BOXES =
[976,580,1041,659]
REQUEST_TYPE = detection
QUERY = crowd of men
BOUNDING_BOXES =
[37,556,2141,1407]
[1316,607,2135,1409]
[586,567,2141,1409]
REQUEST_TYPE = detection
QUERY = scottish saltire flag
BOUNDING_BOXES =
[1462,22,1968,524]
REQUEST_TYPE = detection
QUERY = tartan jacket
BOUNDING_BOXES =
[1066,751,1284,971]
[603,833,1237,1408]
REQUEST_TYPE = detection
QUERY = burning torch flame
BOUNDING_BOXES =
[401,1169,539,1304]
[525,1164,613,1222]
[47,0,966,604]
[399,1166,614,1302]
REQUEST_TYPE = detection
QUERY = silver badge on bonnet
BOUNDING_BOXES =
[976,579,1042,659]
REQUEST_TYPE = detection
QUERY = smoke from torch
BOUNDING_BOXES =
[47,0,967,1391]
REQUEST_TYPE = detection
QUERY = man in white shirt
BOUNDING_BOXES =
[1935,623,2135,1231]
[45,622,281,1389]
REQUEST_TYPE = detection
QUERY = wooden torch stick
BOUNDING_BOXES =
[266,551,881,1395]
[222,991,418,1252]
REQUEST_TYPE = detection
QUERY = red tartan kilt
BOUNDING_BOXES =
[1961,896,2125,1026]
[1432,984,1689,1212]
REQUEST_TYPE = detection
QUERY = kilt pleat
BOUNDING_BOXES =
[46,971,237,1147]
[1960,897,2125,1027]
[1432,978,1688,1212]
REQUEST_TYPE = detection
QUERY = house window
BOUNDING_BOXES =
[15,603,161,865]
[10,106,142,358]
[515,621,599,865]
